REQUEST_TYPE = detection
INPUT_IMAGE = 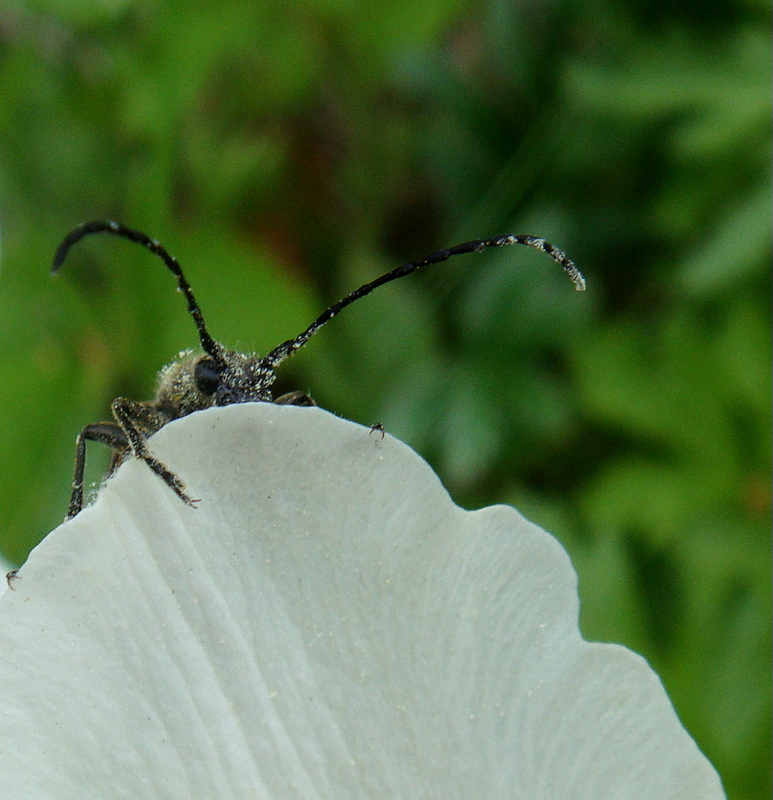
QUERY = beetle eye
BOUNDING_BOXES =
[194,358,221,396]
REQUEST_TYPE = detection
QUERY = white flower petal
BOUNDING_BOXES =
[0,403,723,798]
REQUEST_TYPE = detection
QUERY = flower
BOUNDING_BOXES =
[0,404,723,798]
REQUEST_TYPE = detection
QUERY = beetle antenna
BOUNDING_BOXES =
[52,221,223,361]
[263,233,585,368]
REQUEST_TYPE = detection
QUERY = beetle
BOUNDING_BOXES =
[53,220,585,519]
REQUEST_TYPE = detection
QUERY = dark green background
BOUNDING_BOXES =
[0,1,769,796]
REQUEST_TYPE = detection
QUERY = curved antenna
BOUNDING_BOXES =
[52,221,224,361]
[263,233,586,368]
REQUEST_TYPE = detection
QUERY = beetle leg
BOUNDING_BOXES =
[111,398,198,508]
[274,390,316,407]
[68,421,129,519]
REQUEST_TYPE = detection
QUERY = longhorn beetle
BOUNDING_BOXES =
[53,220,586,519]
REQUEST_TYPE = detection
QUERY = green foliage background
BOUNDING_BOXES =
[0,0,769,795]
